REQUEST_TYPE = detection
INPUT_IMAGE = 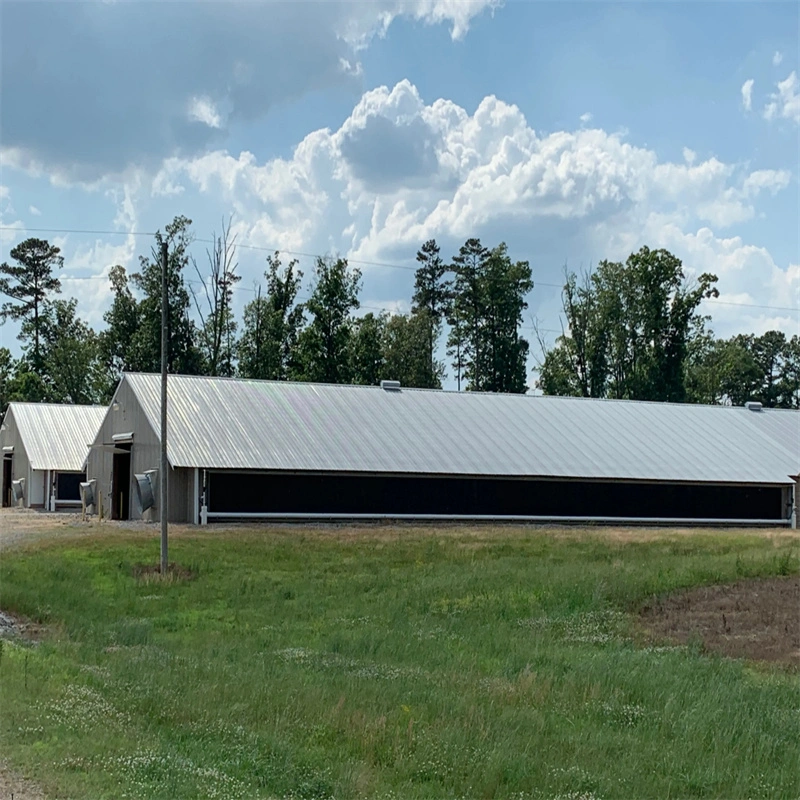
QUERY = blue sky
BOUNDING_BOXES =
[1,0,798,388]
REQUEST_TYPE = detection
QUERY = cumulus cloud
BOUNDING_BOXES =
[764,71,800,123]
[147,79,796,342]
[579,112,593,124]
[741,78,754,111]
[773,51,783,66]
[0,0,497,181]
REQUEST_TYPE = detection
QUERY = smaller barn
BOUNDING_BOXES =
[0,403,106,510]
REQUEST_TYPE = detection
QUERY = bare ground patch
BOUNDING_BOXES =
[640,576,800,665]
[0,762,46,800]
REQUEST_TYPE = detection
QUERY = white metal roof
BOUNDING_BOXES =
[3,402,106,471]
[117,373,800,485]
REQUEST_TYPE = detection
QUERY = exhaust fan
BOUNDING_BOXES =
[134,470,158,512]
[79,480,96,508]
[11,478,24,503]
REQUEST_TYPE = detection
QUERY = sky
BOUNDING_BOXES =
[1,0,798,390]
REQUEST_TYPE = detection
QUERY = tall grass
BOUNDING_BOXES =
[1,525,798,799]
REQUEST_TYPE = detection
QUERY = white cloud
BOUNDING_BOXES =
[1,0,499,179]
[0,220,24,245]
[741,78,754,112]
[147,80,795,345]
[0,186,24,245]
[773,51,783,66]
[741,168,791,196]
[188,96,224,129]
[764,71,800,124]
[28,205,41,216]
[579,112,593,124]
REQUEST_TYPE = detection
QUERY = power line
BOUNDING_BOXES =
[0,224,565,287]
[3,224,798,314]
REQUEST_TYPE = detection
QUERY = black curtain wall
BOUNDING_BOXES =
[206,472,785,520]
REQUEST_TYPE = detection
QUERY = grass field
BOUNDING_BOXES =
[1,522,799,799]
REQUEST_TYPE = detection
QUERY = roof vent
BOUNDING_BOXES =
[380,380,401,391]
[745,401,763,412]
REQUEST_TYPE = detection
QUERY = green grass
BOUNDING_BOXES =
[1,524,798,800]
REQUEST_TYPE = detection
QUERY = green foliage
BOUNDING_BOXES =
[294,256,361,383]
[0,238,63,374]
[36,299,107,403]
[540,247,719,401]
[0,527,797,799]
[413,239,450,383]
[98,265,140,384]
[128,215,203,375]
[350,311,444,388]
[447,239,533,392]
[686,331,800,408]
[448,238,488,390]
[383,310,445,388]
[350,312,387,385]
[1,229,792,404]
[237,253,305,381]
[0,347,13,412]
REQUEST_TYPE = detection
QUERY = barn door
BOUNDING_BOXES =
[2,456,11,508]
[112,447,132,520]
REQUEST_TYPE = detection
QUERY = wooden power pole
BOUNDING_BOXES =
[160,239,169,573]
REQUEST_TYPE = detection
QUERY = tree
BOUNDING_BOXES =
[448,238,489,391]
[192,218,240,377]
[413,239,451,384]
[539,247,718,402]
[477,243,533,393]
[537,269,608,398]
[0,238,63,374]
[128,216,203,375]
[446,239,532,392]
[37,299,106,404]
[779,335,800,409]
[686,330,800,408]
[238,253,305,381]
[684,334,760,405]
[99,265,141,382]
[383,311,445,388]
[294,256,361,383]
[0,347,14,413]
[350,312,387,386]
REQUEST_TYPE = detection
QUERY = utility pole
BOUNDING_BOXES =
[160,239,169,573]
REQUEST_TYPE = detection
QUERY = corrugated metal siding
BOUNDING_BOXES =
[4,403,106,471]
[86,380,191,522]
[121,373,799,486]
[0,407,31,505]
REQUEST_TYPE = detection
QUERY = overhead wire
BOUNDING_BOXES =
[1,224,797,315]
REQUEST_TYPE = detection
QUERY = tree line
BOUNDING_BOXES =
[0,216,797,411]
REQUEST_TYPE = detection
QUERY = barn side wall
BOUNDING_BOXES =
[86,381,191,523]
[0,407,33,507]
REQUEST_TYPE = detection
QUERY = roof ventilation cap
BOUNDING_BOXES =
[380,380,401,391]
[745,401,763,412]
